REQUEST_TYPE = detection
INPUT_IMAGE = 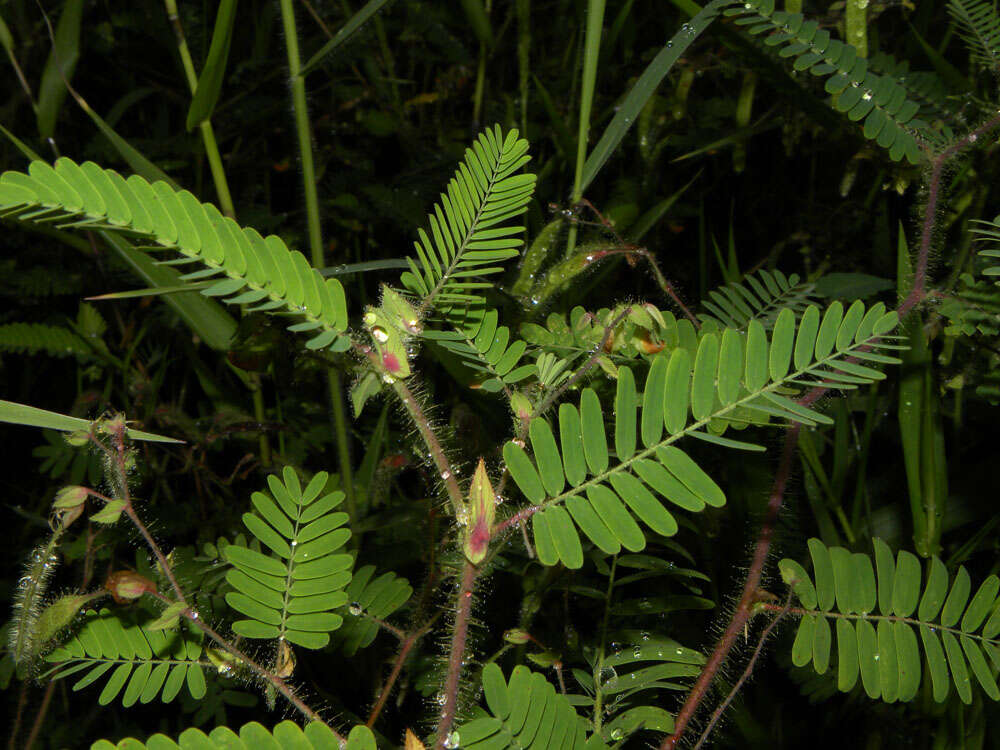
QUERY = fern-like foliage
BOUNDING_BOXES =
[43,609,207,706]
[698,269,815,330]
[867,53,959,127]
[454,663,606,750]
[948,0,1000,71]
[520,304,682,367]
[400,126,536,323]
[0,159,349,351]
[333,565,412,656]
[971,213,1000,278]
[425,308,535,391]
[503,301,899,568]
[572,631,706,741]
[223,469,352,649]
[0,323,91,358]
[780,538,1000,704]
[725,0,932,162]
[90,720,375,750]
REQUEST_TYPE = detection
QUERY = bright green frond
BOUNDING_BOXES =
[503,301,899,567]
[223,468,353,650]
[699,269,815,331]
[89,720,374,750]
[780,537,1000,704]
[0,158,349,352]
[424,307,535,391]
[454,663,600,750]
[400,125,536,323]
[43,609,206,706]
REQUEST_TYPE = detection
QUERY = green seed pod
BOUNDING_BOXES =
[32,593,93,653]
[380,285,422,334]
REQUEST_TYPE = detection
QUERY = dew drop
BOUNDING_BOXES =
[349,602,363,616]
[444,731,460,749]
[610,729,624,740]
[599,665,617,688]
[862,92,872,101]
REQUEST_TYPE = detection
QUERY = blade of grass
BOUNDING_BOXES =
[567,0,606,254]
[580,0,731,195]
[185,0,238,131]
[164,0,236,216]
[517,0,530,134]
[300,0,396,76]
[278,0,356,524]
[0,400,183,443]
[36,0,83,139]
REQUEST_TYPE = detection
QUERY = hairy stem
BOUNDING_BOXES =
[435,560,479,750]
[100,422,333,730]
[662,117,1000,750]
[391,378,464,514]
[368,631,421,727]
[692,593,793,750]
[662,425,799,748]
[23,681,55,750]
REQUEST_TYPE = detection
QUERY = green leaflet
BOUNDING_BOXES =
[427,306,535,391]
[454,664,601,750]
[400,125,536,324]
[89,720,371,750]
[781,537,1000,703]
[503,301,898,567]
[333,566,412,655]
[725,0,934,163]
[223,469,352,650]
[948,0,1000,70]
[699,268,816,331]
[0,158,349,352]
[44,609,205,707]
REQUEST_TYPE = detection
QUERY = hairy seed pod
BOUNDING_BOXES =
[8,533,62,666]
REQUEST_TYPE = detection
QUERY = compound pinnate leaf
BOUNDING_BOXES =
[781,538,1000,703]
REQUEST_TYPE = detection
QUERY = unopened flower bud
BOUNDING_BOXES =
[105,571,157,603]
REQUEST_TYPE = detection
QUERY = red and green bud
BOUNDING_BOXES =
[105,571,157,603]
[503,628,531,644]
[364,308,411,379]
[509,392,533,425]
[462,458,495,565]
